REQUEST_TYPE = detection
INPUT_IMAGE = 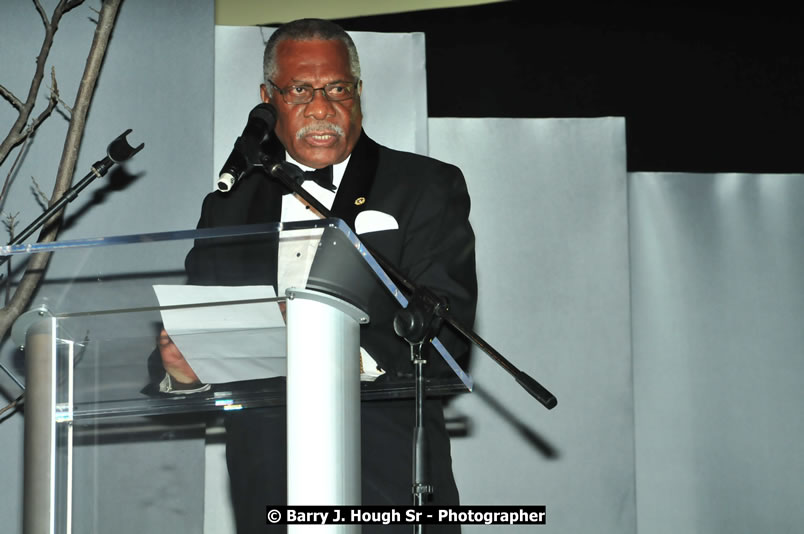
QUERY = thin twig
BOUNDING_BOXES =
[21,97,58,141]
[2,212,20,237]
[0,135,32,207]
[30,176,50,209]
[0,84,23,111]
[33,0,49,27]
[22,68,60,137]
[47,67,72,116]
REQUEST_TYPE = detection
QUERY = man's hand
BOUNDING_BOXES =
[157,328,201,385]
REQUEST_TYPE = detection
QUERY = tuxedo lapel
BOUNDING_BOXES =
[331,130,380,228]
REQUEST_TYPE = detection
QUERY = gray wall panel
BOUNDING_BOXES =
[0,1,214,532]
[630,172,804,534]
[430,118,634,533]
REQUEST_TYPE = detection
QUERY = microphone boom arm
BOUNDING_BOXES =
[2,129,143,260]
[266,157,557,410]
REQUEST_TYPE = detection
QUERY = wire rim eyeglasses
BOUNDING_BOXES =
[267,80,359,105]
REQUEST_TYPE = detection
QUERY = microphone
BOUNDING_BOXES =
[217,103,278,192]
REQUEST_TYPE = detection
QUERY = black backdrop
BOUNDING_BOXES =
[289,3,804,173]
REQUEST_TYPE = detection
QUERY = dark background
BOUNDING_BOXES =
[322,3,804,172]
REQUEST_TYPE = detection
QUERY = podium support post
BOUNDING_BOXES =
[24,318,70,534]
[285,288,369,533]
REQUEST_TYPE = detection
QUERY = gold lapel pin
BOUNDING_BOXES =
[354,197,366,206]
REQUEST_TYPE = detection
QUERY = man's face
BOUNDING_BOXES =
[261,39,363,169]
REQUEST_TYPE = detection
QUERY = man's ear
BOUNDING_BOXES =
[357,80,363,97]
[260,83,272,104]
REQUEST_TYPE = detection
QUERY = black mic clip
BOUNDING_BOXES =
[91,129,144,178]
[393,286,449,348]
[269,160,306,188]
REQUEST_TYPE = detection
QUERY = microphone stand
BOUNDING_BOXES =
[392,285,449,533]
[262,156,556,531]
[1,130,143,396]
[1,129,144,260]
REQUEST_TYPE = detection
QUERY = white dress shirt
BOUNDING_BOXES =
[278,155,384,380]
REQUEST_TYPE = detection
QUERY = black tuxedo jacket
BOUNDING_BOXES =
[185,130,477,379]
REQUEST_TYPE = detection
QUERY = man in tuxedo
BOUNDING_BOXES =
[160,18,476,533]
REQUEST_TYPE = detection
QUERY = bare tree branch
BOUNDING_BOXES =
[0,84,23,111]
[2,212,20,305]
[0,135,32,208]
[0,0,86,168]
[0,0,122,337]
[21,87,59,141]
[0,74,59,203]
[44,0,122,209]
[33,0,49,28]
[65,0,86,11]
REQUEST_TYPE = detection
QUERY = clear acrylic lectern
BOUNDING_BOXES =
[2,219,470,534]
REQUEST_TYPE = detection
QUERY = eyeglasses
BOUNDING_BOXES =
[267,80,359,105]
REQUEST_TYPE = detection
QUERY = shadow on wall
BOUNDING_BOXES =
[447,383,560,459]
[60,165,144,233]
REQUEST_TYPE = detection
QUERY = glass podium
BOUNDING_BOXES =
[3,219,471,534]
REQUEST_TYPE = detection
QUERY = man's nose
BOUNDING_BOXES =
[304,89,336,120]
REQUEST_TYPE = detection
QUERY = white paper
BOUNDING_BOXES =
[153,285,287,383]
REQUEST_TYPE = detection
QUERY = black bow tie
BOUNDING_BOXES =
[302,166,336,192]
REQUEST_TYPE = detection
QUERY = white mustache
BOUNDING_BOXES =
[295,122,344,139]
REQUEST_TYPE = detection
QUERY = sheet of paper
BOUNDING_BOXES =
[153,285,286,383]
